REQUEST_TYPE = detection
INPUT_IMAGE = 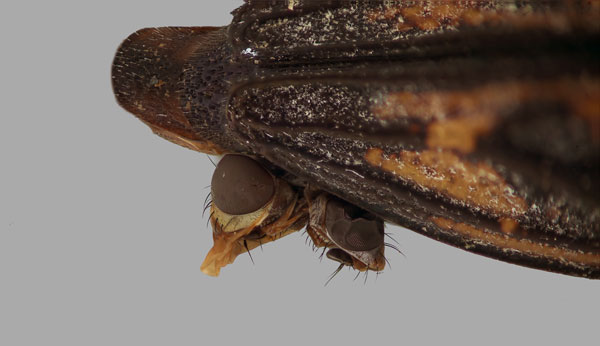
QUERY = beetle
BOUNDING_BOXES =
[112,0,600,279]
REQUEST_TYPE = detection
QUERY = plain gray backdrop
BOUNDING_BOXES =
[1,1,598,345]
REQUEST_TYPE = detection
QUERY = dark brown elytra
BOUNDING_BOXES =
[112,1,600,279]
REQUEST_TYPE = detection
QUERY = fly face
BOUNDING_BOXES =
[201,154,308,276]
[306,189,387,273]
[325,198,385,272]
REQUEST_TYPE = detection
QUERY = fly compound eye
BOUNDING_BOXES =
[211,155,275,215]
[325,198,383,252]
[326,248,354,266]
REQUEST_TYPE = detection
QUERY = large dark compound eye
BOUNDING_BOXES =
[211,155,275,215]
[325,198,383,252]
[326,248,354,266]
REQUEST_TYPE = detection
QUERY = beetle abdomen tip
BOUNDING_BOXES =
[112,26,228,153]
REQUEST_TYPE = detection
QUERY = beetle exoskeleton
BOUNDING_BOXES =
[113,1,600,279]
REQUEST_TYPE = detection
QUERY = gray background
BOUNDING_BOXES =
[1,1,598,345]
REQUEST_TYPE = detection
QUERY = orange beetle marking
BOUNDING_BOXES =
[365,148,528,218]
[373,78,600,152]
[367,2,600,34]
[499,218,520,235]
[432,217,600,267]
